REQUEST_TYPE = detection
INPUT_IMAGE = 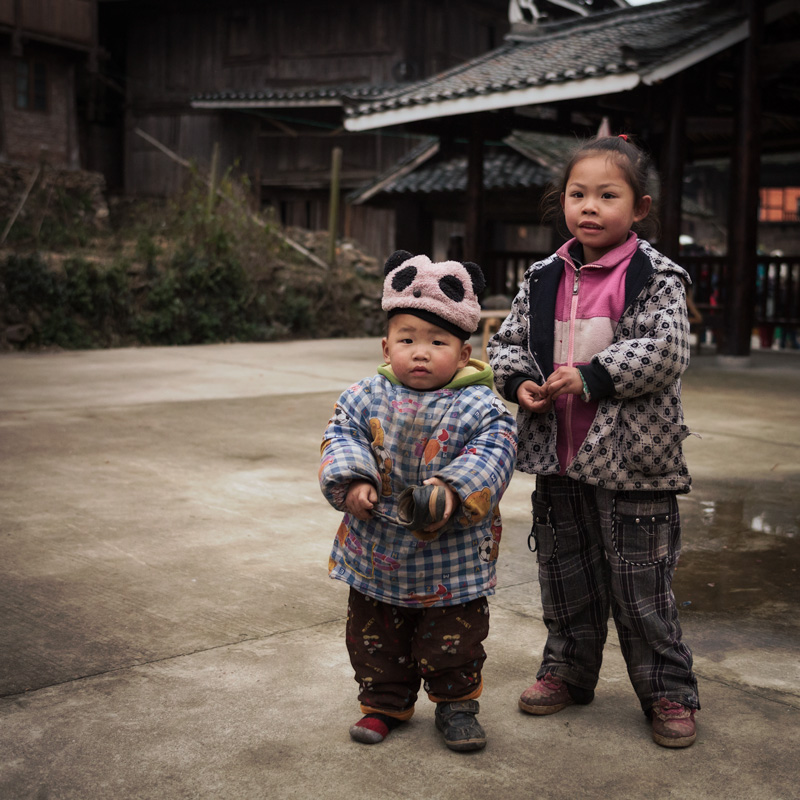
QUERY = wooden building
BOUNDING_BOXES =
[104,0,631,257]
[0,0,100,169]
[101,0,515,258]
[343,0,800,356]
[25,0,794,356]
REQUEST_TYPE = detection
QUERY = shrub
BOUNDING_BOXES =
[0,254,133,348]
[1,167,382,349]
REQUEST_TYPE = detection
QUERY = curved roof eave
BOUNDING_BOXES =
[641,20,748,85]
[344,73,639,132]
[191,99,343,109]
[344,19,749,133]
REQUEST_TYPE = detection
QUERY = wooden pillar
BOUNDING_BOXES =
[722,0,762,357]
[395,198,432,255]
[659,74,686,262]
[327,146,342,266]
[89,0,99,73]
[464,117,484,263]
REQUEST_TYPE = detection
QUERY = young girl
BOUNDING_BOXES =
[487,135,700,748]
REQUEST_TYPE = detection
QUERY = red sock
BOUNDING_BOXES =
[349,713,403,744]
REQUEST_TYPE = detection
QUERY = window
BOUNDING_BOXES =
[15,60,48,111]
[759,187,800,222]
[227,10,253,59]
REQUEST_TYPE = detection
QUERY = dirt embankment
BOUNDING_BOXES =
[1,164,383,351]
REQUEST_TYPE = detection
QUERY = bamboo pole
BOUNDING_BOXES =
[327,147,342,267]
[207,142,219,220]
[1,165,41,245]
[132,127,329,270]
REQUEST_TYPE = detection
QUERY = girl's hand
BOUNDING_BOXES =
[545,367,584,399]
[421,477,459,533]
[517,380,552,413]
[345,480,378,520]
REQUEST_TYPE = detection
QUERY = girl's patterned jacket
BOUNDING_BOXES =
[320,359,517,608]
[488,239,693,493]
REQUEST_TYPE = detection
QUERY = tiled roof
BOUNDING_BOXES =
[505,131,581,174]
[349,129,716,220]
[343,0,746,130]
[191,83,402,109]
[348,147,552,204]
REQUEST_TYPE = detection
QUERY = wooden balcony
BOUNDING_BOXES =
[0,0,93,47]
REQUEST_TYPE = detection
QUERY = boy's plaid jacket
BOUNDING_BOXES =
[320,361,517,607]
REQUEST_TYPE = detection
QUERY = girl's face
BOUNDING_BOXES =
[560,154,651,263]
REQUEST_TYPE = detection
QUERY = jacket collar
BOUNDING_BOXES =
[528,240,656,379]
[377,358,494,390]
[556,231,639,270]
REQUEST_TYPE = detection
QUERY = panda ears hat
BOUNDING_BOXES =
[381,250,486,341]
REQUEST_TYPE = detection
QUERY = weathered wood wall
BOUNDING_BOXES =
[0,46,80,167]
[0,0,93,45]
[121,0,508,255]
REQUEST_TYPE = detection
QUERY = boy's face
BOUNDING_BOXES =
[382,314,471,391]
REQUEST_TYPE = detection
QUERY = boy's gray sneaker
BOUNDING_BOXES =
[435,700,487,751]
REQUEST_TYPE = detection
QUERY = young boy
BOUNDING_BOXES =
[319,250,517,751]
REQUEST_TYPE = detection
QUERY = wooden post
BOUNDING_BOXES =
[328,146,342,267]
[659,75,686,262]
[722,0,762,358]
[395,198,432,256]
[206,141,219,220]
[465,118,484,265]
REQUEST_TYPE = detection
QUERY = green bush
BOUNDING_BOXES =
[135,242,256,345]
[0,254,132,348]
[1,168,380,350]
[1,253,62,311]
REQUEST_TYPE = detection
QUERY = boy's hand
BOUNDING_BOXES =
[345,480,378,521]
[421,477,458,533]
[545,367,584,399]
[517,380,552,413]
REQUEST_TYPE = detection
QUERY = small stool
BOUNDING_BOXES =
[479,309,510,360]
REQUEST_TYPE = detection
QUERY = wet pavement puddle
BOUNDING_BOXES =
[675,482,799,622]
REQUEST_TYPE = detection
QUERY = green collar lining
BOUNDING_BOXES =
[377,358,493,390]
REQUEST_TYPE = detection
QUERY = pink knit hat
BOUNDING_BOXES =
[381,250,486,340]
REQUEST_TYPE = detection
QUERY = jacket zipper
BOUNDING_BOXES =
[566,258,609,464]
[564,264,581,463]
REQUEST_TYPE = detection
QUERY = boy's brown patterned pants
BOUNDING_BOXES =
[346,587,490,719]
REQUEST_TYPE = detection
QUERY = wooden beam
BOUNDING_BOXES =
[350,140,439,205]
[1,165,40,245]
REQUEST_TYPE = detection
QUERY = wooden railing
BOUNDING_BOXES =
[482,250,549,296]
[682,254,800,347]
[483,250,800,348]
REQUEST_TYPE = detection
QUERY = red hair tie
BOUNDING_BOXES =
[618,134,628,141]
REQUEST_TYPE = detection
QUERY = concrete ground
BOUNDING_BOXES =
[0,339,798,800]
